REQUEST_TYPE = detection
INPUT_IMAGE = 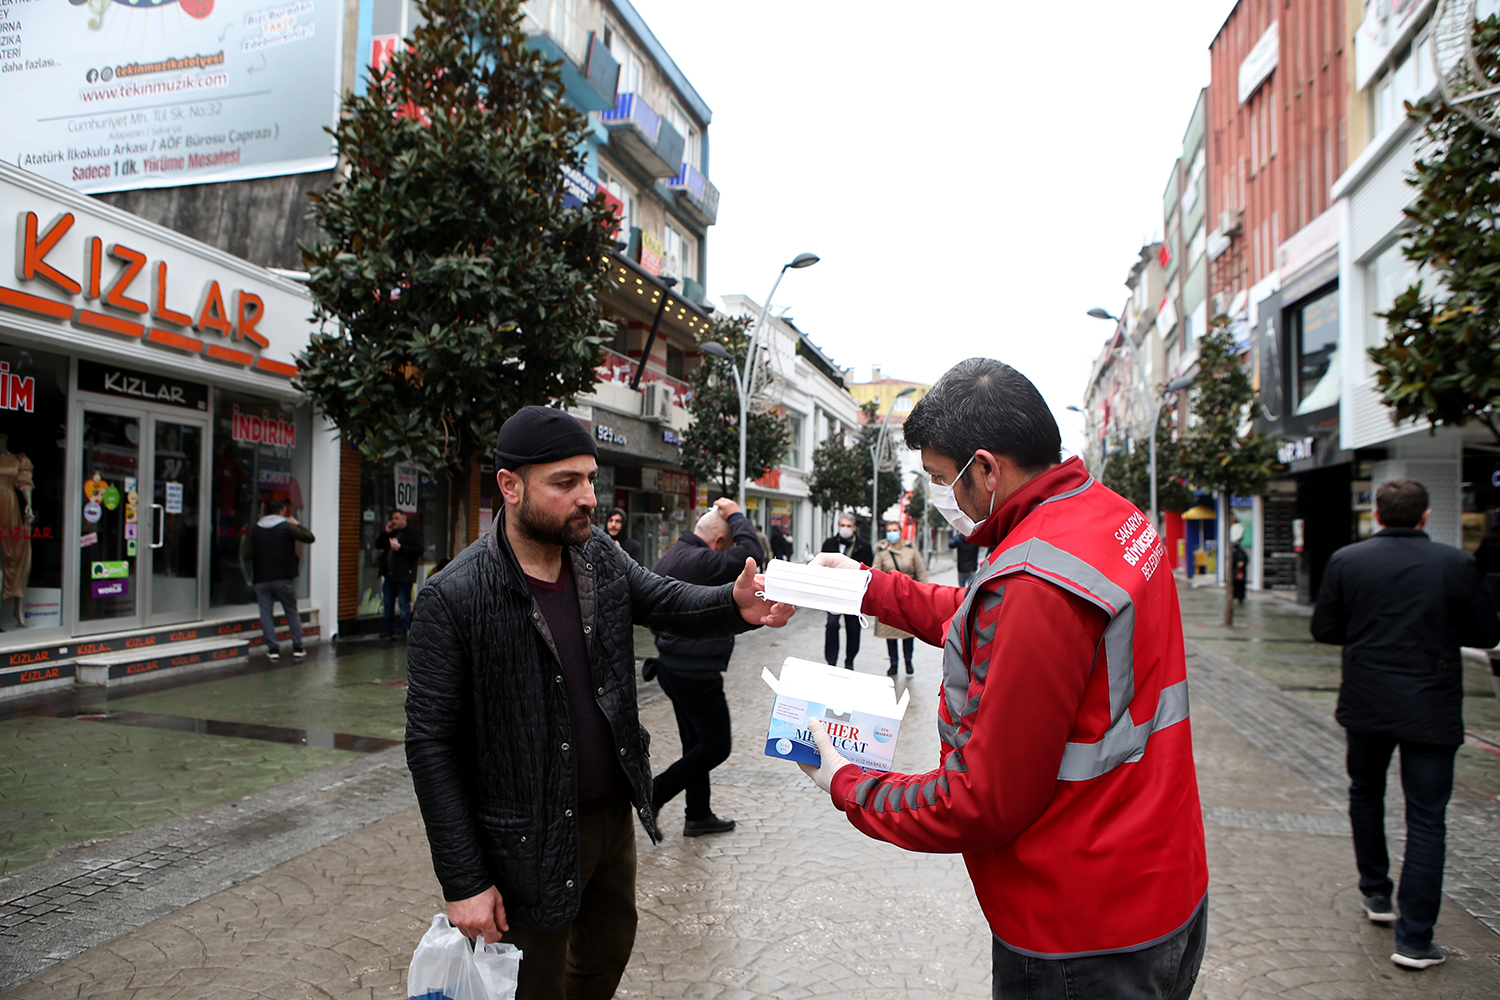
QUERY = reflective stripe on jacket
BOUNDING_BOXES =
[830,458,1208,958]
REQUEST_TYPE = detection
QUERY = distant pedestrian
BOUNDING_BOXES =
[770,524,792,561]
[1231,524,1249,604]
[874,521,926,676]
[821,513,873,669]
[1312,479,1500,971]
[605,507,645,567]
[952,531,981,588]
[649,498,764,837]
[247,497,313,661]
[376,508,424,640]
[404,406,794,999]
[756,528,773,568]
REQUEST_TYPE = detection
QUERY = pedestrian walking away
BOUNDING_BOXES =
[376,508,425,639]
[952,530,981,589]
[770,523,792,561]
[245,497,313,661]
[403,405,795,1000]
[604,506,645,567]
[1311,478,1500,971]
[801,358,1208,1000]
[874,521,927,676]
[821,512,873,669]
[649,498,765,838]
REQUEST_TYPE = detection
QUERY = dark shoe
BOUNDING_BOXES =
[1391,943,1446,969]
[844,662,855,671]
[292,648,307,660]
[887,664,898,676]
[905,660,915,675]
[378,631,392,640]
[393,632,407,642]
[682,814,735,837]
[1363,894,1396,924]
[642,657,659,681]
[265,648,280,661]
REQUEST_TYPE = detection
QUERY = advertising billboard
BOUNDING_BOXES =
[2,0,342,193]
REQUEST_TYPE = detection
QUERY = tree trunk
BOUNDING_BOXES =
[1221,489,1235,628]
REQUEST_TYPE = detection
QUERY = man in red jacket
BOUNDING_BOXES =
[801,358,1208,999]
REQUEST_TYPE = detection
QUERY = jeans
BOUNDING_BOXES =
[382,577,413,635]
[886,637,914,666]
[651,667,732,821]
[501,801,637,1000]
[957,569,976,589]
[253,579,303,653]
[993,899,1206,999]
[1346,729,1458,951]
[825,612,861,667]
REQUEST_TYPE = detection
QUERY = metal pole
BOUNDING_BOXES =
[870,404,897,554]
[738,267,788,510]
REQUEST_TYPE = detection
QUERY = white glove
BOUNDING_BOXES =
[796,720,856,793]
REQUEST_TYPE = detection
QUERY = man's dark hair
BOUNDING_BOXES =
[1375,479,1428,529]
[902,358,1061,475]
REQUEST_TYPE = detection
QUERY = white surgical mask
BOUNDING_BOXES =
[759,559,871,620]
[837,526,854,540]
[929,454,995,538]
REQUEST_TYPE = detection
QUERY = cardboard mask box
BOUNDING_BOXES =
[762,657,911,772]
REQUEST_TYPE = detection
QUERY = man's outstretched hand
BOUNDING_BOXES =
[797,719,856,793]
[734,556,795,627]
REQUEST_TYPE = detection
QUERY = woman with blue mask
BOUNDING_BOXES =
[873,519,927,675]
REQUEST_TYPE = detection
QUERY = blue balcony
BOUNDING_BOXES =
[524,29,618,113]
[601,93,681,178]
[667,163,719,227]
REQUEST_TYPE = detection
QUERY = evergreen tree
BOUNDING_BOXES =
[679,315,790,499]
[1371,16,1500,442]
[297,0,617,552]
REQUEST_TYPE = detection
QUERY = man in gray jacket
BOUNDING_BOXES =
[246,497,314,661]
[1312,478,1499,970]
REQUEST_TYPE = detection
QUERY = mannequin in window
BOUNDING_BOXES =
[0,433,36,629]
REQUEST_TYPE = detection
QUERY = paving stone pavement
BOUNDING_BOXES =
[2,569,1498,998]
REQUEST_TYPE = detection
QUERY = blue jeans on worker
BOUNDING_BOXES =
[253,579,303,654]
[825,612,861,668]
[1346,729,1458,952]
[382,577,413,635]
[992,898,1205,999]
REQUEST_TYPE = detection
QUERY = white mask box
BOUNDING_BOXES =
[762,657,911,772]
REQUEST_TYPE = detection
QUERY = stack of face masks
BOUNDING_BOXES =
[759,560,872,620]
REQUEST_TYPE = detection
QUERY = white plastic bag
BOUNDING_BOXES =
[407,914,523,1000]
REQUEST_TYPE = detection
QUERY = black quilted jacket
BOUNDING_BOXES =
[404,516,754,932]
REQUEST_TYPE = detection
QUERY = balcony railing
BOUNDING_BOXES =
[595,346,691,405]
[667,163,719,227]
[600,93,682,178]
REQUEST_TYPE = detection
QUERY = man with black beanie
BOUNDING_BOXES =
[604,506,644,566]
[405,405,795,1000]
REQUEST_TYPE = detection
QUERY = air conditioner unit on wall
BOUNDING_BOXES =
[642,382,674,422]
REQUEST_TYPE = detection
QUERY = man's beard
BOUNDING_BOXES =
[516,492,594,547]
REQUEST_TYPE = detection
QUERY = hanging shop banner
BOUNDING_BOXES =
[4,0,343,193]
[394,462,418,514]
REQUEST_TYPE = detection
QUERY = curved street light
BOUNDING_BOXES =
[871,386,917,553]
[705,253,821,510]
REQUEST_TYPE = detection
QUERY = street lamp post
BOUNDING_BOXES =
[870,386,917,554]
[701,252,820,510]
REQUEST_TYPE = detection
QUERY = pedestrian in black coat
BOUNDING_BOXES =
[952,531,981,588]
[649,498,764,837]
[1311,478,1500,971]
[376,508,425,638]
[821,513,873,668]
[404,406,796,999]
[604,506,645,566]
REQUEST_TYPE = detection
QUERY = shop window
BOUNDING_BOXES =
[209,392,313,607]
[0,341,69,632]
[357,461,450,618]
[1291,286,1340,415]
[1364,237,1422,372]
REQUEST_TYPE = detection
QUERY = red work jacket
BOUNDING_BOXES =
[832,458,1208,957]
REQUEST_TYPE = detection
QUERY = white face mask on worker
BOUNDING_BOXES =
[928,454,995,538]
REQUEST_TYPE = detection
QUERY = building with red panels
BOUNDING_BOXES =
[1207,0,1347,311]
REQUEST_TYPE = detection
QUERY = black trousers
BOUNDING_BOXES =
[502,801,637,1000]
[1346,729,1458,951]
[651,667,731,821]
[993,899,1206,999]
[825,612,861,667]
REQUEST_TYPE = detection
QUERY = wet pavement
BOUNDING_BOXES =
[1,564,1498,998]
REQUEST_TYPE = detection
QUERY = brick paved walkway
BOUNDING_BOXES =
[2,570,1498,998]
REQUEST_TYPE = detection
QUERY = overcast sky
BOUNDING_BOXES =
[629,0,1240,457]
